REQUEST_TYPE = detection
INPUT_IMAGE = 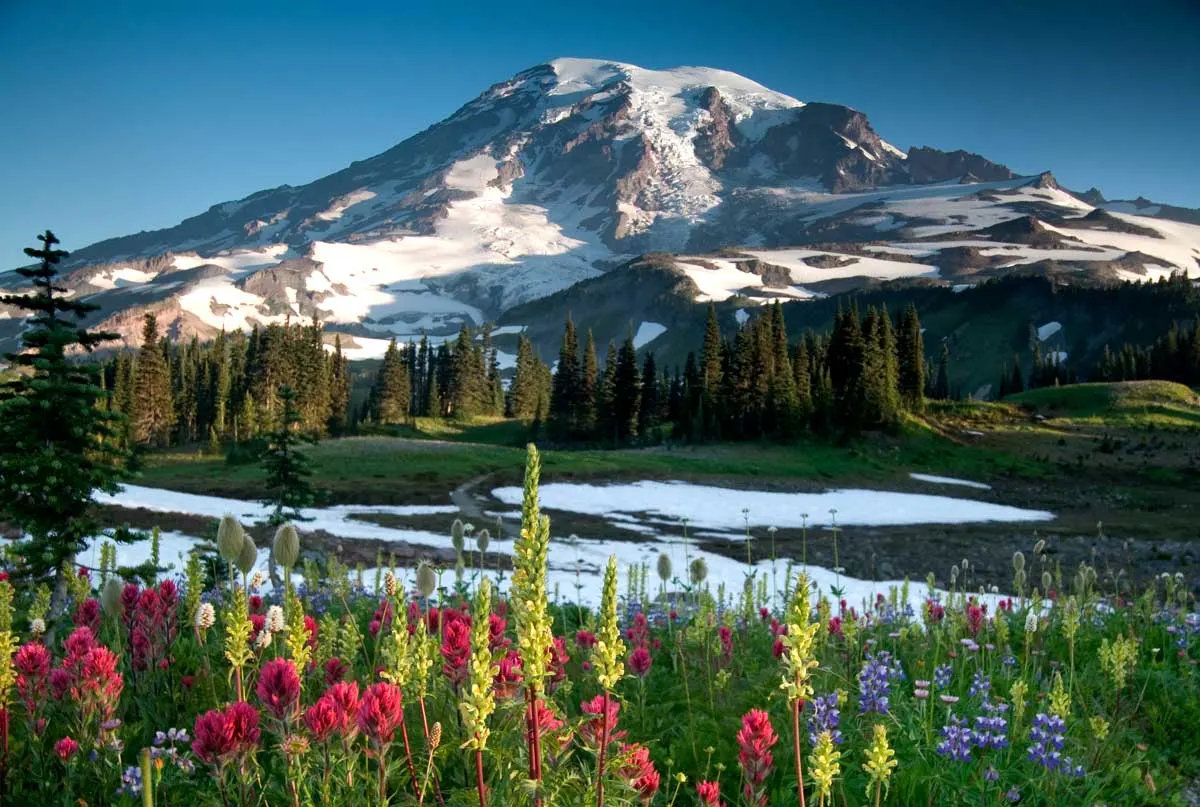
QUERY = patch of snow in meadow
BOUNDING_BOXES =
[909,473,991,490]
[633,321,666,349]
[491,480,1050,530]
[490,325,525,336]
[91,483,1024,614]
[734,309,749,326]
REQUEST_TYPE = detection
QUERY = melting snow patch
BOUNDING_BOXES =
[734,309,749,326]
[633,321,667,349]
[909,473,991,490]
[491,481,1051,530]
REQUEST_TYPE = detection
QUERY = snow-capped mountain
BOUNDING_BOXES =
[4,57,1200,357]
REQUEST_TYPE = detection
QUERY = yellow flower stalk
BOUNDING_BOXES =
[780,573,820,706]
[0,630,17,710]
[223,585,254,701]
[1009,678,1028,733]
[512,444,554,693]
[413,616,435,701]
[284,591,312,680]
[809,730,841,807]
[593,555,626,691]
[1089,715,1110,741]
[460,578,498,752]
[782,578,827,807]
[0,579,13,633]
[381,615,414,689]
[1049,671,1071,718]
[862,723,897,806]
[1099,635,1138,692]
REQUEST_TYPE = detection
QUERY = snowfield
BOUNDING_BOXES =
[87,479,1042,614]
[909,473,992,490]
[491,480,1049,529]
[632,321,667,349]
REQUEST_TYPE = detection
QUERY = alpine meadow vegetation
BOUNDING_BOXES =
[0,232,1196,806]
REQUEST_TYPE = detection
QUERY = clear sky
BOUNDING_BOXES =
[2,0,1198,256]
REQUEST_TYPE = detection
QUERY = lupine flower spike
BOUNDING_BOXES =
[862,723,897,807]
[461,578,498,807]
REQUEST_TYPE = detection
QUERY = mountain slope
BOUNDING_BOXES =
[3,57,1199,357]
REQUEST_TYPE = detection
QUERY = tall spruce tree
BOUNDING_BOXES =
[328,334,350,434]
[934,343,951,399]
[613,329,642,441]
[371,338,411,425]
[0,231,130,601]
[550,315,581,437]
[509,334,541,421]
[596,341,619,443]
[897,303,925,412]
[132,313,175,446]
[260,384,316,526]
[637,352,661,439]
[700,303,723,437]
[579,329,599,435]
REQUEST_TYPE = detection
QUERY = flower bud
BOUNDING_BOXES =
[451,519,465,554]
[237,535,258,576]
[273,524,300,569]
[101,577,123,616]
[689,558,708,586]
[1041,571,1052,591]
[416,561,436,598]
[1012,551,1025,572]
[217,515,246,562]
[475,529,490,554]
[384,570,398,598]
[657,552,672,583]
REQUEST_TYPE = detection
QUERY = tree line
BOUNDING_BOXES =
[533,301,945,444]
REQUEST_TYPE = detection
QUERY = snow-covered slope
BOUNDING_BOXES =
[3,58,1199,352]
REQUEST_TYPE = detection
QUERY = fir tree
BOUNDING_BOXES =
[509,334,541,421]
[132,313,175,446]
[700,303,723,437]
[897,303,925,412]
[328,334,350,434]
[1009,354,1025,394]
[371,338,411,425]
[613,329,642,441]
[637,352,661,439]
[0,231,130,601]
[596,341,619,444]
[550,315,581,437]
[579,329,599,435]
[934,342,951,399]
[260,384,316,526]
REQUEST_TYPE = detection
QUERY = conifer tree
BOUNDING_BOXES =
[700,303,723,437]
[0,231,130,598]
[613,330,641,441]
[509,334,541,421]
[550,315,580,437]
[328,334,350,434]
[132,313,175,446]
[596,341,619,444]
[637,352,661,439]
[579,329,599,435]
[1009,354,1025,394]
[897,303,925,412]
[934,342,951,399]
[371,338,411,425]
[211,330,232,439]
[260,384,316,526]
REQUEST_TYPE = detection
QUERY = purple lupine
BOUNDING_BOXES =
[1028,712,1067,770]
[984,766,999,782]
[968,671,991,698]
[1005,786,1021,803]
[858,653,892,714]
[1001,654,1017,669]
[936,713,973,762]
[807,693,843,746]
[934,663,953,689]
[972,699,1009,749]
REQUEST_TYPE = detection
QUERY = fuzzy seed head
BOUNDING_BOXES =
[217,515,246,562]
[415,561,436,598]
[237,536,258,576]
[273,524,301,569]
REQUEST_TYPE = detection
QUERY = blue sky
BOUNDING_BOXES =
[1,0,1197,256]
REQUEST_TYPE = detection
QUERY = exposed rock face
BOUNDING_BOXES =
[905,147,1016,184]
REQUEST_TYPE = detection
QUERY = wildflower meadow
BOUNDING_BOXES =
[0,443,1196,806]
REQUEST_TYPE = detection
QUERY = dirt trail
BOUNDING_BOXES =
[450,473,516,538]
